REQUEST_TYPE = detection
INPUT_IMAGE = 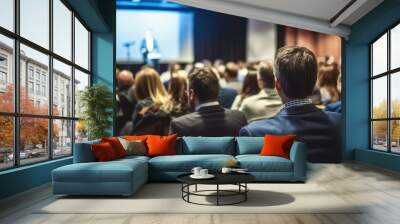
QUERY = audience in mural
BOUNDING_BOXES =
[230,70,260,110]
[121,67,173,135]
[239,46,341,163]
[116,70,137,133]
[169,66,247,136]
[237,61,282,122]
[116,46,342,162]
[168,70,191,117]
[318,62,342,113]
[223,62,243,93]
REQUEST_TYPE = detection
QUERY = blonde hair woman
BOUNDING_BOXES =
[121,67,173,135]
[135,67,173,112]
[168,70,190,117]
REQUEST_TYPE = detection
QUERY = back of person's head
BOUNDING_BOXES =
[188,66,220,103]
[242,70,260,97]
[117,70,134,89]
[225,62,239,79]
[135,67,172,111]
[318,65,341,102]
[318,65,340,88]
[169,71,188,102]
[257,62,275,89]
[275,46,317,99]
[169,63,181,73]
[247,61,259,72]
[169,71,189,112]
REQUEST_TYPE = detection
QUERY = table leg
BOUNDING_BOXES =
[187,184,190,202]
[217,184,219,206]
[245,183,247,201]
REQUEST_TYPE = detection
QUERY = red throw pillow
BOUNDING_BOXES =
[91,142,118,162]
[146,135,177,157]
[260,134,296,159]
[101,137,126,158]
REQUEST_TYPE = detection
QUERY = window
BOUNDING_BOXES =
[0,34,14,113]
[0,71,6,85]
[0,0,91,170]
[28,67,34,80]
[20,0,49,49]
[370,23,400,153]
[0,116,14,170]
[0,54,7,67]
[0,53,8,91]
[42,85,46,97]
[74,18,90,70]
[74,69,89,119]
[0,0,14,32]
[35,70,41,81]
[35,84,41,96]
[53,0,72,60]
[28,81,34,94]
[53,119,72,158]
[53,59,72,117]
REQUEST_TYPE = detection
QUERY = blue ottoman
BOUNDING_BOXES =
[52,156,148,196]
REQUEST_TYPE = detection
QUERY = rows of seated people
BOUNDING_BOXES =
[116,46,341,163]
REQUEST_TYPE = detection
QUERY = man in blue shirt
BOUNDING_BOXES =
[240,46,341,163]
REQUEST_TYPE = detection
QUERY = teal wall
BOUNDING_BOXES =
[0,158,72,199]
[344,0,400,170]
[0,0,115,200]
[92,32,115,135]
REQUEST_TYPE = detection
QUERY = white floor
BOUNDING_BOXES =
[1,162,400,224]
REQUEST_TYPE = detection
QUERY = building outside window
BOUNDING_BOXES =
[0,0,91,170]
[28,66,34,80]
[0,54,7,91]
[370,23,400,154]
[28,81,34,94]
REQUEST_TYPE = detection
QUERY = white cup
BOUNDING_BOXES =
[221,167,232,174]
[191,167,202,176]
[200,169,208,176]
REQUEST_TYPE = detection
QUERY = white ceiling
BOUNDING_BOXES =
[169,0,384,38]
[225,0,352,23]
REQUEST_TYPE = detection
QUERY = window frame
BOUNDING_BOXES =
[0,0,92,171]
[370,20,400,154]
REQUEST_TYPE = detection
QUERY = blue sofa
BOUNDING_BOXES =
[52,137,307,196]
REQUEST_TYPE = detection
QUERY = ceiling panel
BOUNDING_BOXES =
[223,0,352,21]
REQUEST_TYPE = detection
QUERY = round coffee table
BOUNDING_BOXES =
[177,173,255,206]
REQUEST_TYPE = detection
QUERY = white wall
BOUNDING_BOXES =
[246,19,277,62]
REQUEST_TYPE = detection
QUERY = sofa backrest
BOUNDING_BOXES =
[179,137,235,155]
[235,137,264,155]
[73,137,267,163]
[73,139,100,163]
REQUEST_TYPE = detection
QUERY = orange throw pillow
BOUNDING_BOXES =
[101,137,126,158]
[260,134,296,159]
[146,135,177,157]
[91,142,117,162]
[124,135,148,142]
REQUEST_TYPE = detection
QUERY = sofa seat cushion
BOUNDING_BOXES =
[53,159,147,183]
[116,155,150,163]
[180,137,235,155]
[149,155,235,172]
[236,155,293,172]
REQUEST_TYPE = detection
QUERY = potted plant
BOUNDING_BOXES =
[79,84,114,140]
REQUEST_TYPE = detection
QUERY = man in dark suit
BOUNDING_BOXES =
[240,46,341,163]
[170,66,247,137]
[218,87,237,108]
